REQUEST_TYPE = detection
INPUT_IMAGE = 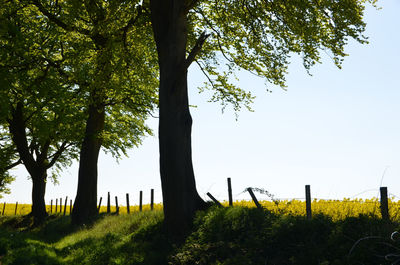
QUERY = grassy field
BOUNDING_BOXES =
[1,201,400,264]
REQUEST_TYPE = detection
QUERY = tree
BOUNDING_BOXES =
[0,2,84,222]
[1,0,158,223]
[148,0,376,240]
[27,0,159,224]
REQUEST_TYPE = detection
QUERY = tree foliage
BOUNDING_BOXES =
[26,0,159,158]
[187,0,376,111]
[0,1,83,189]
[0,0,159,209]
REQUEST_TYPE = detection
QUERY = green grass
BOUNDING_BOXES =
[0,207,399,265]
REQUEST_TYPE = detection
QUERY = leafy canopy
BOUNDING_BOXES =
[186,0,376,111]
[0,0,159,190]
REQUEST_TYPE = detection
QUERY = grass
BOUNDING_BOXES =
[1,204,400,264]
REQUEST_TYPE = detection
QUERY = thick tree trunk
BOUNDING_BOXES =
[150,0,207,240]
[31,170,47,222]
[71,103,105,225]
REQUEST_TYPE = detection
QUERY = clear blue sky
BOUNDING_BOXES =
[3,0,400,205]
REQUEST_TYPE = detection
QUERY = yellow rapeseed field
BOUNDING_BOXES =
[1,200,399,221]
[232,199,400,221]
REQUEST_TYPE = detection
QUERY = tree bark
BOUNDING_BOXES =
[31,170,47,222]
[71,103,105,225]
[150,0,207,241]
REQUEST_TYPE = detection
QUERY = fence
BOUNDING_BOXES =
[0,189,156,216]
[207,178,392,221]
[0,179,396,221]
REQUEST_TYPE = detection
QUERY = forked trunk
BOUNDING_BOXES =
[8,102,48,223]
[71,103,105,225]
[150,0,207,240]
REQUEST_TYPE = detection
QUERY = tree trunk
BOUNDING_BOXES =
[8,102,48,223]
[71,103,105,225]
[150,0,207,241]
[31,170,47,222]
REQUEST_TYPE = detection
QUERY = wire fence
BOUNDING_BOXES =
[1,180,399,221]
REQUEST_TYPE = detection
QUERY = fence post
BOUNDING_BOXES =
[70,199,72,214]
[139,191,143,212]
[59,197,62,213]
[63,196,68,216]
[14,202,18,215]
[126,193,130,214]
[55,198,58,213]
[227,178,233,206]
[50,199,53,214]
[107,192,111,213]
[206,192,223,207]
[247,188,262,209]
[115,196,119,214]
[150,189,154,211]
[97,197,102,213]
[305,185,312,220]
[2,202,5,216]
[380,187,389,221]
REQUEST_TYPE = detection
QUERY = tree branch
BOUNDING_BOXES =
[4,159,22,171]
[184,0,201,13]
[7,102,38,175]
[37,139,51,165]
[46,141,68,169]
[119,5,142,47]
[193,8,234,63]
[31,0,91,36]
[184,31,210,69]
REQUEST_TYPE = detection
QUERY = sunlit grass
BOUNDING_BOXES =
[56,210,163,249]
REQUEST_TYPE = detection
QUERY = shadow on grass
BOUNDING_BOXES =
[2,208,399,265]
[57,220,173,265]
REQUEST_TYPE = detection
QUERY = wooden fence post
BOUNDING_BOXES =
[227,178,233,206]
[305,185,312,220]
[14,202,18,215]
[50,199,53,214]
[107,192,111,213]
[380,187,389,221]
[206,192,223,207]
[150,189,154,211]
[126,193,130,214]
[63,196,68,216]
[59,197,62,213]
[139,191,143,212]
[247,188,262,209]
[70,199,72,214]
[98,197,102,213]
[2,202,5,216]
[55,198,58,213]
[115,196,119,214]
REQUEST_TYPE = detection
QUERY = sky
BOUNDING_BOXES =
[2,0,400,206]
